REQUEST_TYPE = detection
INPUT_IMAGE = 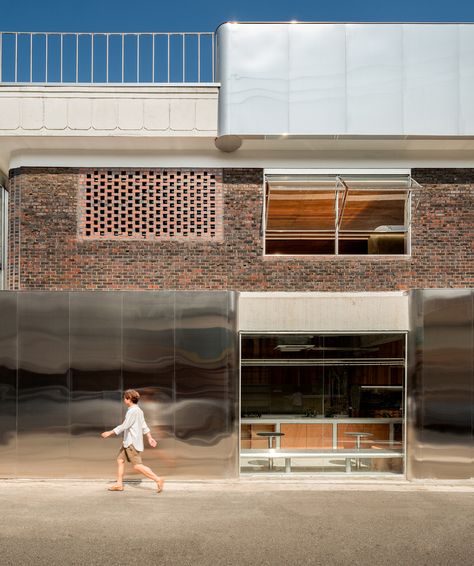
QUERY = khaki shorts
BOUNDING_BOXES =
[118,445,142,466]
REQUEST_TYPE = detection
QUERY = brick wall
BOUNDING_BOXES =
[7,167,474,291]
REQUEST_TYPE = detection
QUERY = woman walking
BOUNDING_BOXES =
[101,389,164,493]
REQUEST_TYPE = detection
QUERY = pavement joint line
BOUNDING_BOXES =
[1,478,474,492]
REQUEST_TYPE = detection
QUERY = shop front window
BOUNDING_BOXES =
[240,334,405,474]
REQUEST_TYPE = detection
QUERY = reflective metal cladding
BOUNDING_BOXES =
[0,291,238,479]
[408,289,474,480]
[0,292,17,476]
[217,23,474,138]
[1,289,472,480]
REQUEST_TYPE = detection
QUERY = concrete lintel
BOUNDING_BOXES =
[238,292,410,332]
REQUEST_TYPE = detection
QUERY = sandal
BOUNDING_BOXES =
[108,485,124,491]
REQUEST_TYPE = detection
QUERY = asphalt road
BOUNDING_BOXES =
[0,481,473,566]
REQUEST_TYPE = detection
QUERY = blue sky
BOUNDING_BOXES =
[2,0,474,32]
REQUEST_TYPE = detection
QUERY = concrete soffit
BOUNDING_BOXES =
[4,85,474,172]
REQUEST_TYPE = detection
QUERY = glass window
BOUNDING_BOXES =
[0,186,7,289]
[240,333,406,475]
[264,174,418,256]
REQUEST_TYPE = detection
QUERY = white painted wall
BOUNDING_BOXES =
[238,292,409,332]
[0,85,218,135]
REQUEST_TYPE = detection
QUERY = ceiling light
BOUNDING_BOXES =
[275,345,314,352]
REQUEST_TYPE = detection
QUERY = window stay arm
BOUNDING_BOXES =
[262,182,270,237]
[336,176,350,229]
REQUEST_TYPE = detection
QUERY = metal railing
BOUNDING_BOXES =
[0,31,215,84]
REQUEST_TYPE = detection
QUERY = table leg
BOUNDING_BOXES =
[332,422,338,449]
[268,437,273,471]
[356,435,361,469]
[276,423,281,448]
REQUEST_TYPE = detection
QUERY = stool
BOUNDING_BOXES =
[256,432,285,470]
[344,432,373,470]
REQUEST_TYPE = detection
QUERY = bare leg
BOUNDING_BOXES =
[133,463,164,491]
[116,458,125,487]
[108,458,125,491]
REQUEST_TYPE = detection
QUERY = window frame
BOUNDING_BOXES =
[0,185,8,289]
[263,171,420,258]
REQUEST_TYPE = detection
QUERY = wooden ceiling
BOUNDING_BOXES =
[267,188,406,232]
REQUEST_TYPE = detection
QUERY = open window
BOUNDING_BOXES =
[264,173,420,255]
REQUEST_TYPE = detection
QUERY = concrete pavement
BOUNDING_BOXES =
[0,480,473,566]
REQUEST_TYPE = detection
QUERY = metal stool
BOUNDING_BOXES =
[256,432,285,470]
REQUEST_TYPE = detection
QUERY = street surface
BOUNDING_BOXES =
[0,480,473,566]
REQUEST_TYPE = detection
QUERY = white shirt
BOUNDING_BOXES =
[113,405,150,452]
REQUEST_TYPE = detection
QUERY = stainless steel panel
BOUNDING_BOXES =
[174,291,238,478]
[69,292,122,478]
[408,289,473,479]
[403,25,459,135]
[2,291,239,479]
[288,23,346,134]
[218,23,289,136]
[17,292,70,476]
[459,26,474,134]
[0,292,17,476]
[346,24,403,135]
[122,291,176,477]
[217,23,474,138]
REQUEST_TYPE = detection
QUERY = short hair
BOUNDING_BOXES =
[124,389,140,404]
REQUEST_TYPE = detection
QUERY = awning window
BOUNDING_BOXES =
[264,174,420,256]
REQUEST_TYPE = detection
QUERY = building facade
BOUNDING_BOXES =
[0,23,472,480]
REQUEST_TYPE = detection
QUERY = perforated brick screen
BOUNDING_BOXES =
[78,169,223,240]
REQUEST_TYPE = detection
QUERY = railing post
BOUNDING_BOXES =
[197,33,201,82]
[167,33,170,83]
[106,33,109,83]
[212,32,215,82]
[122,33,124,83]
[182,33,185,83]
[136,33,139,83]
[45,33,48,82]
[14,33,18,82]
[30,33,33,83]
[152,33,155,83]
[60,34,63,83]
[91,33,94,83]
